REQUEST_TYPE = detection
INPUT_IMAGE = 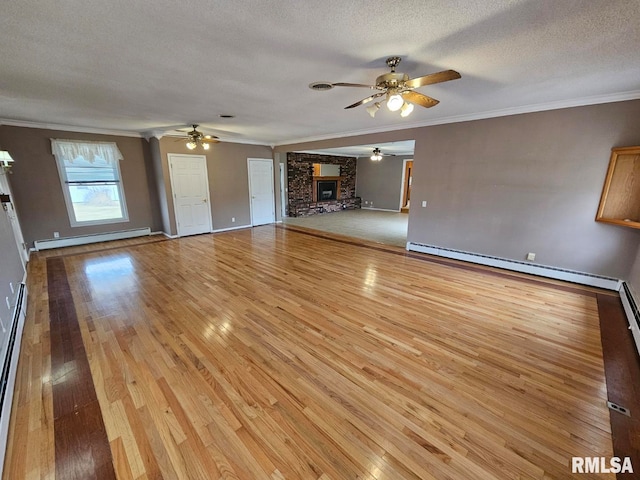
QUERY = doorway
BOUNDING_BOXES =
[168,154,212,236]
[0,173,27,267]
[248,158,275,226]
[401,160,413,213]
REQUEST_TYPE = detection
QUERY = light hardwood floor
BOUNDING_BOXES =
[4,226,617,479]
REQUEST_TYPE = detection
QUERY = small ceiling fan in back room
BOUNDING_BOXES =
[175,125,220,150]
[309,56,461,118]
[369,148,396,161]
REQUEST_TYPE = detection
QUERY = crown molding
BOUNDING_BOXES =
[3,90,639,148]
[0,119,271,147]
[0,119,144,138]
[274,90,640,147]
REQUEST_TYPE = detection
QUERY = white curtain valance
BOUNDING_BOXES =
[50,139,123,165]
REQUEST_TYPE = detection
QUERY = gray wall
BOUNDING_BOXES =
[356,155,411,211]
[408,102,640,279]
[276,99,640,280]
[149,137,172,235]
[158,138,274,234]
[0,125,162,246]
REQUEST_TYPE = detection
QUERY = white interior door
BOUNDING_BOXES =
[248,158,275,226]
[168,154,212,236]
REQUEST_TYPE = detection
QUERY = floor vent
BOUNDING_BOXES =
[608,401,631,417]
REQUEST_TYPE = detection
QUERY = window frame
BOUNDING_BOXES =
[53,141,130,227]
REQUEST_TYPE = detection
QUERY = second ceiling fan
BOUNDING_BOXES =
[370,148,395,161]
[176,125,220,150]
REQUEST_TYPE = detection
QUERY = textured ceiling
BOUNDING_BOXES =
[1,0,639,146]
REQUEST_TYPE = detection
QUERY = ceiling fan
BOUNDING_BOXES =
[369,148,395,161]
[176,124,220,150]
[311,57,460,118]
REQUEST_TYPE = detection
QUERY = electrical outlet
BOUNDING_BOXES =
[421,200,427,207]
[53,231,60,238]
[364,200,369,205]
[526,252,536,261]
[232,217,236,223]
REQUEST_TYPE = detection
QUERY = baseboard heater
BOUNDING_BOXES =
[34,227,151,250]
[619,282,640,356]
[406,242,620,290]
[0,283,27,479]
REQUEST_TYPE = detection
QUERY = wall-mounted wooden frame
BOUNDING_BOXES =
[596,146,640,229]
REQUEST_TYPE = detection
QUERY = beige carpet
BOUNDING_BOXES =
[283,209,408,247]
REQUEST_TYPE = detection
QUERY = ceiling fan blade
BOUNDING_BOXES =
[332,82,377,89]
[344,92,385,109]
[202,138,220,144]
[203,134,219,140]
[404,70,461,89]
[402,91,439,108]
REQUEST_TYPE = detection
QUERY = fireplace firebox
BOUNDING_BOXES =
[317,181,337,201]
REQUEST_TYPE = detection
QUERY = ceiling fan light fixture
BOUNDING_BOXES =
[202,142,210,150]
[186,141,197,150]
[400,102,414,117]
[366,102,381,118]
[370,148,383,161]
[329,57,460,118]
[386,93,404,112]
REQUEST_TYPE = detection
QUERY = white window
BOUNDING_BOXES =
[51,139,129,226]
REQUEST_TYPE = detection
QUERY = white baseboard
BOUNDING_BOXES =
[619,282,640,355]
[361,207,401,212]
[162,232,179,239]
[212,224,252,234]
[34,227,151,250]
[0,283,27,479]
[407,242,620,290]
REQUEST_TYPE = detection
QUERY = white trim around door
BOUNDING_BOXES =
[279,163,287,218]
[168,154,212,237]
[247,158,276,226]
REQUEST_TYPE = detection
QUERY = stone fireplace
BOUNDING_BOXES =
[287,152,361,217]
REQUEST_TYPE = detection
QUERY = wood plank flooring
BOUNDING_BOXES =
[2,226,626,479]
